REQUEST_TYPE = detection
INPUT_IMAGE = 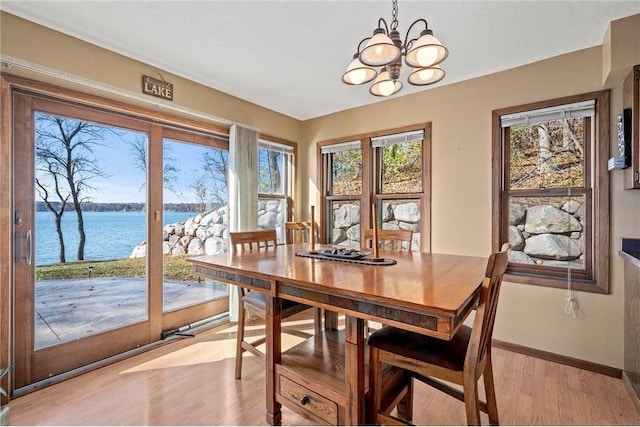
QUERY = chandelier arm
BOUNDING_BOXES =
[403,18,429,52]
[377,17,390,34]
[356,37,372,54]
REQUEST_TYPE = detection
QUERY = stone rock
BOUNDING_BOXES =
[398,221,420,233]
[561,200,581,214]
[179,235,191,247]
[381,203,394,222]
[162,241,170,255]
[334,204,360,228]
[509,226,525,251]
[168,235,180,248]
[394,203,420,223]
[265,200,281,212]
[129,243,146,258]
[171,245,185,256]
[524,205,581,234]
[524,234,581,260]
[205,237,226,255]
[187,238,204,255]
[174,224,185,237]
[346,224,360,242]
[382,223,400,230]
[211,224,226,238]
[258,211,278,229]
[195,226,210,240]
[184,219,198,236]
[332,228,346,244]
[509,203,526,226]
[508,250,535,264]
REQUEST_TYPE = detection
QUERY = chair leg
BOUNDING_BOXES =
[313,307,323,334]
[396,375,413,420]
[367,346,383,425]
[235,292,246,380]
[463,372,481,426]
[483,355,500,425]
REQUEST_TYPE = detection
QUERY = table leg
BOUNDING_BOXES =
[345,315,365,425]
[266,296,282,425]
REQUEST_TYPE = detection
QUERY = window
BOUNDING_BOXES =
[492,91,609,293]
[258,138,295,243]
[320,125,430,251]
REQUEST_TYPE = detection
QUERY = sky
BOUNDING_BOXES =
[35,125,225,205]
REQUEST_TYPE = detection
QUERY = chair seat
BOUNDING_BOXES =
[243,290,311,318]
[368,325,472,372]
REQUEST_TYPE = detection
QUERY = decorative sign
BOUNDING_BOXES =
[142,75,173,101]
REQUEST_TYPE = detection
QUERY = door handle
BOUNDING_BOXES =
[26,229,32,266]
[13,230,32,265]
[14,231,23,263]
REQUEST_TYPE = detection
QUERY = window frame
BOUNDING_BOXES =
[318,123,431,252]
[257,135,296,243]
[491,90,610,293]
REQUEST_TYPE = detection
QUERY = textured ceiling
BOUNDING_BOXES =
[2,1,640,120]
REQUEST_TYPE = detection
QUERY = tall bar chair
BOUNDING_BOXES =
[284,221,323,333]
[367,243,510,425]
[230,229,316,379]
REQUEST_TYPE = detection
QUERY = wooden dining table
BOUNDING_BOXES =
[189,243,487,426]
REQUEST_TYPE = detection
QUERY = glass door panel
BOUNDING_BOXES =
[161,138,229,313]
[33,113,149,349]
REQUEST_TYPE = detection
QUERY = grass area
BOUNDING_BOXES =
[36,255,200,281]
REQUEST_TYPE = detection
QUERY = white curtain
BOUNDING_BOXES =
[228,124,259,320]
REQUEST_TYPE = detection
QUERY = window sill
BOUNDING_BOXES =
[504,272,608,294]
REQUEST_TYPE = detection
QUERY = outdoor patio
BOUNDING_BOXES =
[35,277,227,348]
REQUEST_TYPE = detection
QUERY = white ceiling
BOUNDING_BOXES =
[2,1,640,121]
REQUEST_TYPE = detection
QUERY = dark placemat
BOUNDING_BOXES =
[295,250,397,266]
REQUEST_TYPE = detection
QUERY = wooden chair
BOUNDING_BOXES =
[285,221,311,244]
[363,228,413,252]
[367,243,510,426]
[363,228,413,336]
[284,222,324,333]
[230,230,316,379]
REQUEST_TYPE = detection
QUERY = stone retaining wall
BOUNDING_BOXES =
[508,200,584,268]
[130,200,284,258]
[331,201,421,250]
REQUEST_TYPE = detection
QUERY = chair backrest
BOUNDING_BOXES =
[363,228,413,252]
[229,230,278,255]
[285,222,311,244]
[465,243,510,370]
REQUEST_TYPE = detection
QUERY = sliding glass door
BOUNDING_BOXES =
[12,91,229,388]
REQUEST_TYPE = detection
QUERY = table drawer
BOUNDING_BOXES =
[279,375,338,425]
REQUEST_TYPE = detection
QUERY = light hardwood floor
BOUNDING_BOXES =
[8,311,640,425]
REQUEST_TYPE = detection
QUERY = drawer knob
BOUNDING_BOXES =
[300,395,310,406]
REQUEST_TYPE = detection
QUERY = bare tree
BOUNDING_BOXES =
[35,161,70,263]
[36,115,114,261]
[128,136,180,194]
[201,149,228,208]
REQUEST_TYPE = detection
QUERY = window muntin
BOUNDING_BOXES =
[493,92,609,292]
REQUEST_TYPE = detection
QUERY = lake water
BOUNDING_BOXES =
[35,211,195,266]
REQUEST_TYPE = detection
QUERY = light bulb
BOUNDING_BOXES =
[417,68,435,81]
[348,69,367,85]
[416,47,438,67]
[379,80,395,96]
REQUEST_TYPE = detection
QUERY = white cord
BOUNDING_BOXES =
[564,187,578,318]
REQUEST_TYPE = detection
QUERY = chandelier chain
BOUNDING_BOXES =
[390,0,399,30]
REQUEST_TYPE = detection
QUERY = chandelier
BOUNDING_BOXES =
[341,0,449,97]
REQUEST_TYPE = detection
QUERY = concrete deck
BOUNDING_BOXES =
[35,277,227,349]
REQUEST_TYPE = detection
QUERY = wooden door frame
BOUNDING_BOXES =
[1,74,233,393]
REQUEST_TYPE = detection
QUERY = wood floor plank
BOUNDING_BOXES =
[8,312,640,425]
